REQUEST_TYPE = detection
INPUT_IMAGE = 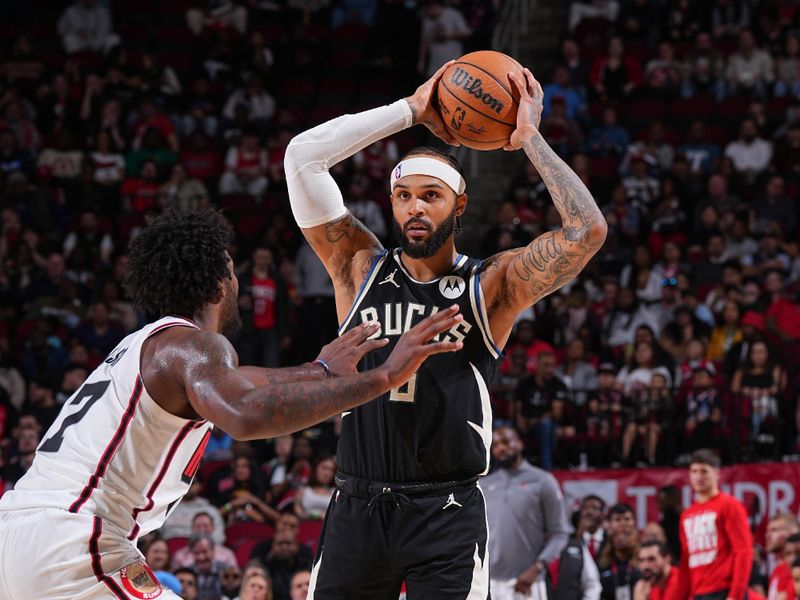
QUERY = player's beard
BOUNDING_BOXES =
[220,279,243,338]
[494,452,520,470]
[394,207,456,259]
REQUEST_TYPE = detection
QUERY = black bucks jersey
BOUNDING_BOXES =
[337,248,503,483]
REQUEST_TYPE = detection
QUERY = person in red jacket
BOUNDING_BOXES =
[668,449,753,600]
[634,541,680,600]
[766,514,799,600]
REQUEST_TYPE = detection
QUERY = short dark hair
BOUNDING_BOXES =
[403,146,464,179]
[581,495,606,510]
[659,485,680,501]
[690,449,721,468]
[793,557,800,569]
[640,540,669,557]
[609,503,635,517]
[126,208,234,318]
[787,533,800,543]
[174,567,197,579]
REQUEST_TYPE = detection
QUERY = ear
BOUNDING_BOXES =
[455,193,468,216]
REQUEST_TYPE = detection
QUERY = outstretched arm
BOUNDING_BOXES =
[285,62,458,301]
[481,69,608,345]
[178,307,464,440]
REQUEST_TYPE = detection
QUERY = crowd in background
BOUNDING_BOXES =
[0,0,799,598]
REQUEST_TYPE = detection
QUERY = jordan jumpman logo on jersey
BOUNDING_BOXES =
[378,269,400,288]
[442,493,463,510]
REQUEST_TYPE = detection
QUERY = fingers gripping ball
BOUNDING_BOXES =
[436,50,523,150]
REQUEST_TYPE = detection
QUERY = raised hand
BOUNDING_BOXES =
[381,305,463,388]
[504,68,543,151]
[315,322,388,376]
[405,60,461,146]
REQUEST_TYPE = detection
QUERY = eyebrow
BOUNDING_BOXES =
[394,182,445,190]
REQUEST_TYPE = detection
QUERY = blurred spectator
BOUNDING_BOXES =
[418,0,471,77]
[644,42,683,97]
[724,119,772,183]
[681,365,725,453]
[633,541,679,600]
[237,246,288,368]
[173,512,238,569]
[181,131,224,184]
[486,426,569,600]
[540,97,584,158]
[143,538,172,572]
[753,176,796,238]
[726,30,773,99]
[234,570,272,600]
[289,570,310,600]
[774,35,800,98]
[186,0,248,36]
[188,533,227,598]
[557,338,598,406]
[515,351,571,469]
[293,241,336,362]
[622,156,661,213]
[543,66,586,120]
[579,495,607,562]
[57,0,119,55]
[121,158,161,213]
[259,528,313,600]
[175,567,199,600]
[712,0,750,39]
[765,514,799,600]
[353,139,399,187]
[160,477,228,544]
[223,77,276,129]
[679,122,721,175]
[681,32,725,98]
[589,37,643,102]
[159,163,210,213]
[764,270,800,347]
[1,424,39,491]
[76,301,125,358]
[220,564,243,600]
[294,456,335,521]
[559,38,590,90]
[657,486,682,562]
[344,174,387,241]
[220,131,269,200]
[568,0,620,32]
[599,503,641,600]
[480,201,533,257]
[731,340,786,447]
[707,300,743,362]
[216,456,277,524]
[587,107,630,157]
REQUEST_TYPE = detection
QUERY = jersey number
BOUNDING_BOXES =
[40,380,111,453]
[389,372,418,403]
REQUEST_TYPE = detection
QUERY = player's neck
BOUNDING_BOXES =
[192,306,221,333]
[400,242,459,282]
[696,487,719,503]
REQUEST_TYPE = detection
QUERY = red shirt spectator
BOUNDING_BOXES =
[180,132,222,182]
[121,159,160,213]
[669,450,753,600]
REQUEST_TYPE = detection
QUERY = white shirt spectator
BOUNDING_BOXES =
[159,494,227,546]
[724,137,772,175]
[420,7,471,77]
[223,88,276,122]
[57,0,119,54]
[726,48,774,87]
[91,151,125,185]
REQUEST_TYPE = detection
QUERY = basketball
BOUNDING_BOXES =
[436,50,524,151]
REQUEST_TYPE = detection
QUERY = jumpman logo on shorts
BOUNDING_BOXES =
[442,493,463,510]
[378,269,400,288]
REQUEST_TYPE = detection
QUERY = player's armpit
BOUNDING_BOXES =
[302,211,383,297]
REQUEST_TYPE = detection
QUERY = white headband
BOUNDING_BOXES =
[390,157,466,195]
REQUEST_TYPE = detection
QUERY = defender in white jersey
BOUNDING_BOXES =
[0,208,464,600]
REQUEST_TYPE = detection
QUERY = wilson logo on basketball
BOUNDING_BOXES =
[450,68,505,115]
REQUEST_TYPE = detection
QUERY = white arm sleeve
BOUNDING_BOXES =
[285,100,413,228]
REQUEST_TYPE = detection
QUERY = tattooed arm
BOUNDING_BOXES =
[155,308,463,440]
[480,69,608,346]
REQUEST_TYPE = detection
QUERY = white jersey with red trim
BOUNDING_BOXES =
[0,316,213,541]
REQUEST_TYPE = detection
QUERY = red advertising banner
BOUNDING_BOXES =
[552,462,800,543]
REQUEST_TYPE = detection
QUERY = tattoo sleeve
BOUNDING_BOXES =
[236,370,389,439]
[238,364,326,386]
[508,131,607,303]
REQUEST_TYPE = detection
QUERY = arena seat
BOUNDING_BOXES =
[298,520,323,553]
[225,521,275,549]
[166,537,188,556]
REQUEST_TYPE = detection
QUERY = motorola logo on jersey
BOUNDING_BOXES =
[439,275,465,300]
[359,302,472,343]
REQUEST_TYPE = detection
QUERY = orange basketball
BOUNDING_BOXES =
[436,50,523,151]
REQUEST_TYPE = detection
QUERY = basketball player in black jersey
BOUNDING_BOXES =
[286,64,607,599]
